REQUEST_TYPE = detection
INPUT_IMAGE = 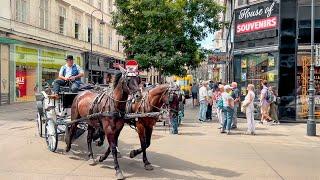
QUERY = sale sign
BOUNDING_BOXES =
[236,16,277,34]
[16,69,27,97]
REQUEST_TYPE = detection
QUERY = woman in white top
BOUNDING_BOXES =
[242,84,256,135]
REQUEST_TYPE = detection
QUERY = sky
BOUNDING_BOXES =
[200,33,214,50]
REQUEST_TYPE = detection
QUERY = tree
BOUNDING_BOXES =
[112,0,224,79]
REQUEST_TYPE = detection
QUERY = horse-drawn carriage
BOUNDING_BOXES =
[34,63,179,179]
[35,83,88,152]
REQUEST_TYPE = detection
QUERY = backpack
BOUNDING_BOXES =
[265,89,273,103]
[217,97,224,109]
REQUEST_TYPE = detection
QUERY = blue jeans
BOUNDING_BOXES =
[53,79,80,93]
[170,115,178,134]
[198,101,208,121]
[223,106,234,131]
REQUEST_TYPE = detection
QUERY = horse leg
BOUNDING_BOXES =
[97,124,122,162]
[65,123,77,152]
[129,122,145,158]
[87,125,96,165]
[143,126,153,170]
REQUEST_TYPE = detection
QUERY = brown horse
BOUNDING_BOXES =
[97,84,180,171]
[65,71,141,180]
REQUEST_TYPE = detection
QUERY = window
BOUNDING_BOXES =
[98,0,103,10]
[87,17,92,42]
[99,24,103,46]
[16,0,27,23]
[108,0,112,13]
[74,13,81,39]
[39,0,49,29]
[58,6,66,34]
[238,0,246,6]
[108,29,113,49]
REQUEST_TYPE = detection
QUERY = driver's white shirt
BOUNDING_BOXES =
[58,64,83,78]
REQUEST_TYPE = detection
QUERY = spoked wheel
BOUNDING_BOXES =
[45,119,58,152]
[36,113,43,137]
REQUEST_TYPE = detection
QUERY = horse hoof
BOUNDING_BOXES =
[116,170,124,180]
[145,164,154,171]
[88,158,97,166]
[117,152,122,158]
[96,155,103,162]
[129,150,135,158]
[65,146,70,153]
[95,141,104,147]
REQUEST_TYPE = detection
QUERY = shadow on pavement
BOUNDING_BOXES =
[63,136,241,179]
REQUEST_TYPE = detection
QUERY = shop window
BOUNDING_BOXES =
[14,46,38,102]
[39,0,49,29]
[296,55,320,120]
[239,52,278,99]
[16,0,28,23]
[58,6,66,34]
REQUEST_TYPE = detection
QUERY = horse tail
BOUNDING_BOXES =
[71,94,81,121]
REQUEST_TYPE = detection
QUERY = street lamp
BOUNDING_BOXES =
[307,0,316,136]
[90,9,105,84]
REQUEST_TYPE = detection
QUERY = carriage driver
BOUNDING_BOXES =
[52,55,84,95]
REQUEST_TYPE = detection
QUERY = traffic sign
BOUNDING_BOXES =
[126,60,139,76]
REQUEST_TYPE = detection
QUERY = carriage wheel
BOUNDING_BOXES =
[36,113,43,137]
[45,119,58,152]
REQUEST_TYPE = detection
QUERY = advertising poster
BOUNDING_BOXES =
[268,56,275,67]
[16,69,27,97]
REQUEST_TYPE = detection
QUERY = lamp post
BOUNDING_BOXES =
[90,9,105,84]
[307,0,316,136]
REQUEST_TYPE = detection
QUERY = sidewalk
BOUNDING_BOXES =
[0,100,319,179]
[0,102,36,121]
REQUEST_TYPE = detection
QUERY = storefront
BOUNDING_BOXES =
[85,52,124,85]
[233,0,320,121]
[10,43,83,103]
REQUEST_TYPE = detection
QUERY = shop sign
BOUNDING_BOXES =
[235,1,279,36]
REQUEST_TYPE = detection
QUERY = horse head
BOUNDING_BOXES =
[115,66,142,101]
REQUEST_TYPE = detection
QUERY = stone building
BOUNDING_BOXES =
[0,0,125,104]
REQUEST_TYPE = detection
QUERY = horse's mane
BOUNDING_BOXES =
[113,72,122,89]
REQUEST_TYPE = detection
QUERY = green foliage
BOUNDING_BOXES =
[113,0,224,76]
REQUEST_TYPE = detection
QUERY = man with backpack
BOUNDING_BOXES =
[260,80,272,124]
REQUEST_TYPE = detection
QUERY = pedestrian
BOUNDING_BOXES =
[260,80,272,124]
[169,90,180,134]
[269,86,280,125]
[242,84,256,135]
[198,81,208,122]
[206,86,213,121]
[178,86,185,125]
[191,82,199,107]
[231,82,240,129]
[213,84,224,128]
[221,85,234,134]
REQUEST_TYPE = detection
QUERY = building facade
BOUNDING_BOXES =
[0,0,125,104]
[229,0,320,121]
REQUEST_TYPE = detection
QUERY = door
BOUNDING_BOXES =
[0,44,10,105]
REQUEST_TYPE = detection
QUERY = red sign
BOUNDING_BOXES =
[236,16,277,34]
[16,70,27,97]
